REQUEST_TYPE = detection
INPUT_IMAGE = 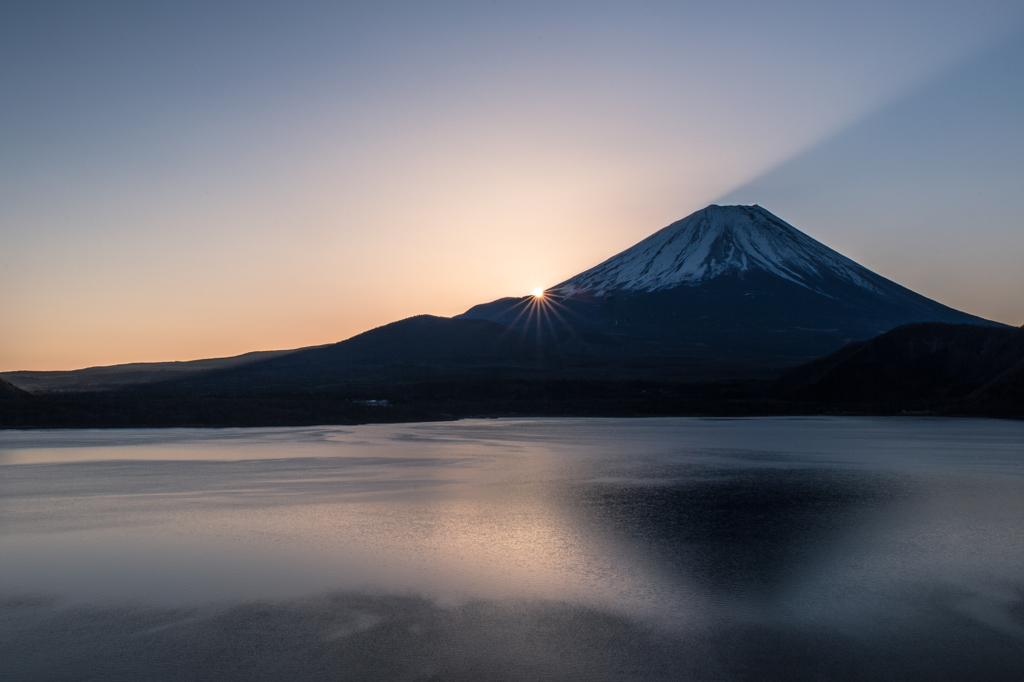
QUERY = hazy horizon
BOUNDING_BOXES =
[3,2,1023,371]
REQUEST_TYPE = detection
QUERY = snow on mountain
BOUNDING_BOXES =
[551,205,882,297]
[459,203,1000,371]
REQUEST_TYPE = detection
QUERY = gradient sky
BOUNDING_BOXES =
[2,1,1022,371]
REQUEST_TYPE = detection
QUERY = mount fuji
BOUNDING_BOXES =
[2,204,1012,426]
[459,205,998,377]
[551,204,903,297]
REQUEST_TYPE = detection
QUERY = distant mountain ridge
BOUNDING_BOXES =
[0,348,311,393]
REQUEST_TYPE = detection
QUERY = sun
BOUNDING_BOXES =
[531,287,545,298]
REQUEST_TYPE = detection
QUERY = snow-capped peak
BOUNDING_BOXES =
[551,205,881,297]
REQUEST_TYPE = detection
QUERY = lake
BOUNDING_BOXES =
[2,417,1023,680]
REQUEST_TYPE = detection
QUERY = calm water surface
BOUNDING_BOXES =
[1,417,1023,680]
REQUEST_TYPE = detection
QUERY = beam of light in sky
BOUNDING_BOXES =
[1,1,1022,370]
[718,29,1024,325]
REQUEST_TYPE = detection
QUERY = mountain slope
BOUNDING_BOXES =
[157,315,558,392]
[460,205,1000,374]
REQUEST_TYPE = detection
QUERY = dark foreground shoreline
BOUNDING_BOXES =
[0,378,1018,430]
[3,322,1020,428]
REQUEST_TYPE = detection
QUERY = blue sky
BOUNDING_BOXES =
[2,1,1022,370]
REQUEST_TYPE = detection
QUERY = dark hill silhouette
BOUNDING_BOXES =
[4,323,1021,427]
[773,322,1024,416]
[969,356,1024,415]
[0,377,29,401]
[0,377,31,427]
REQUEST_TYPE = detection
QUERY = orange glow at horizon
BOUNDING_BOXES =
[3,5,1023,373]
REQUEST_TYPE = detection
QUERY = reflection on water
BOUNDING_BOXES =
[576,467,909,596]
[1,418,1023,680]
